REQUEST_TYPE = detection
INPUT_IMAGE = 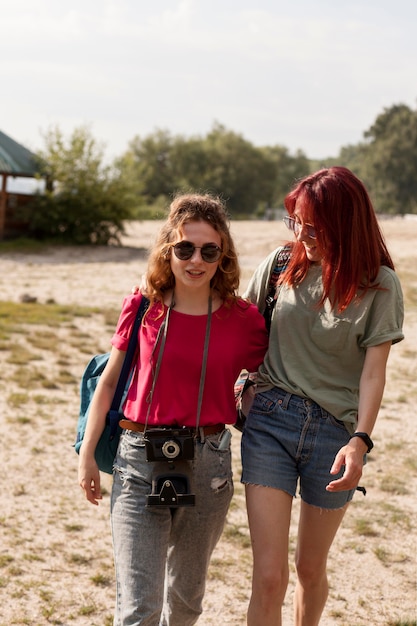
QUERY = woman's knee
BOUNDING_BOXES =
[295,556,327,588]
[254,564,289,601]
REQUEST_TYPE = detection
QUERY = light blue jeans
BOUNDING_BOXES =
[111,428,233,626]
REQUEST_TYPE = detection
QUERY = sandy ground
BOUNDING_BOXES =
[0,218,416,626]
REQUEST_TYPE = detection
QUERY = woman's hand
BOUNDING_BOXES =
[241,384,256,417]
[326,436,367,492]
[78,452,102,505]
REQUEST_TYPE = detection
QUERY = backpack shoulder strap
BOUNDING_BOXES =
[268,244,292,289]
[108,296,149,436]
[264,244,292,332]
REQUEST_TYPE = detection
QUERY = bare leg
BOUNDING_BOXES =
[293,500,349,626]
[245,484,293,626]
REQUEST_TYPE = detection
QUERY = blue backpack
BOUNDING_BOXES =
[75,296,149,474]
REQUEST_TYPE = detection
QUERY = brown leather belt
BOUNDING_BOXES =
[119,419,224,437]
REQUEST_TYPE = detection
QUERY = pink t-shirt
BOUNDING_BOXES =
[111,294,268,427]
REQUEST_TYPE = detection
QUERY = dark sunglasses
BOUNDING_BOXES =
[172,241,222,263]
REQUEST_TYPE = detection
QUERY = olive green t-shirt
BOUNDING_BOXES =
[244,247,404,431]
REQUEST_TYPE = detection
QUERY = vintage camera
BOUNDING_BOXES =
[144,427,195,462]
[146,472,195,508]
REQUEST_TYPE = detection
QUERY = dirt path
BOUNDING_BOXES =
[0,218,416,625]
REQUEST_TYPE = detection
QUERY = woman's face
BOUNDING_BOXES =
[169,220,222,292]
[293,202,323,263]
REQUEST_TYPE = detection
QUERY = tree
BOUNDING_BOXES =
[200,123,276,216]
[362,103,417,214]
[25,126,134,244]
[337,104,417,214]
[119,129,177,206]
[117,124,309,217]
[260,145,310,207]
[118,124,275,217]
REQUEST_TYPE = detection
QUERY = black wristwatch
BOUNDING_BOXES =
[350,432,374,453]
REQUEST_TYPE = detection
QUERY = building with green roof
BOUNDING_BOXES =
[0,130,48,239]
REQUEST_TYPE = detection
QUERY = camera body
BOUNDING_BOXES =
[144,427,195,462]
[147,473,195,507]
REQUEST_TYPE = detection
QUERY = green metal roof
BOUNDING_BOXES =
[0,130,40,176]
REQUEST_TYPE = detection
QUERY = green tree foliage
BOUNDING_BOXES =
[260,145,310,207]
[339,103,417,214]
[19,101,415,245]
[363,104,417,214]
[196,123,272,215]
[118,123,310,217]
[26,126,134,244]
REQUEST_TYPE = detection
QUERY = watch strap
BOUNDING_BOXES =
[350,432,374,453]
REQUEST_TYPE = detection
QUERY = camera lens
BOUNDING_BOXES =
[162,439,181,459]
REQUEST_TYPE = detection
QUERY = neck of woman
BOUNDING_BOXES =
[164,287,221,315]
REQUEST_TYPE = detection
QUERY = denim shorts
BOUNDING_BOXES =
[241,387,357,509]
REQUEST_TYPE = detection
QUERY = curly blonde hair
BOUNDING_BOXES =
[145,193,240,304]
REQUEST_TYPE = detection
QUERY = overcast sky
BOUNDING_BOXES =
[1,0,416,162]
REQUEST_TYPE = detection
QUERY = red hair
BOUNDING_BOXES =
[282,166,394,312]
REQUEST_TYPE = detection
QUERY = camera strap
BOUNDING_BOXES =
[144,294,212,433]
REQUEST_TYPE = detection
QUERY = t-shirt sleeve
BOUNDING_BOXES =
[111,293,144,351]
[243,248,282,313]
[360,267,404,348]
[240,301,269,372]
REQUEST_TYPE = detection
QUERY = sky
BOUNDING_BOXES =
[1,0,416,163]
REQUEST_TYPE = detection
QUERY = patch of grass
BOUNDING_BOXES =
[40,378,60,390]
[23,552,44,562]
[7,393,29,407]
[13,485,26,496]
[378,503,412,530]
[396,394,409,403]
[353,518,379,537]
[64,523,84,532]
[10,366,56,389]
[374,546,390,565]
[223,523,251,549]
[380,475,409,495]
[0,301,100,332]
[0,555,14,568]
[27,330,60,351]
[68,553,92,566]
[385,441,405,451]
[15,416,32,425]
[0,238,50,253]
[56,369,78,384]
[103,309,120,327]
[402,348,417,360]
[79,604,97,616]
[6,347,42,365]
[33,394,54,404]
[404,456,417,473]
[39,588,53,602]
[90,573,112,587]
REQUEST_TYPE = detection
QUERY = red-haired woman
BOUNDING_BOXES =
[242,167,404,625]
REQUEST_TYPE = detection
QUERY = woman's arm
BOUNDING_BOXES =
[326,340,392,492]
[78,347,126,505]
[243,249,278,311]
